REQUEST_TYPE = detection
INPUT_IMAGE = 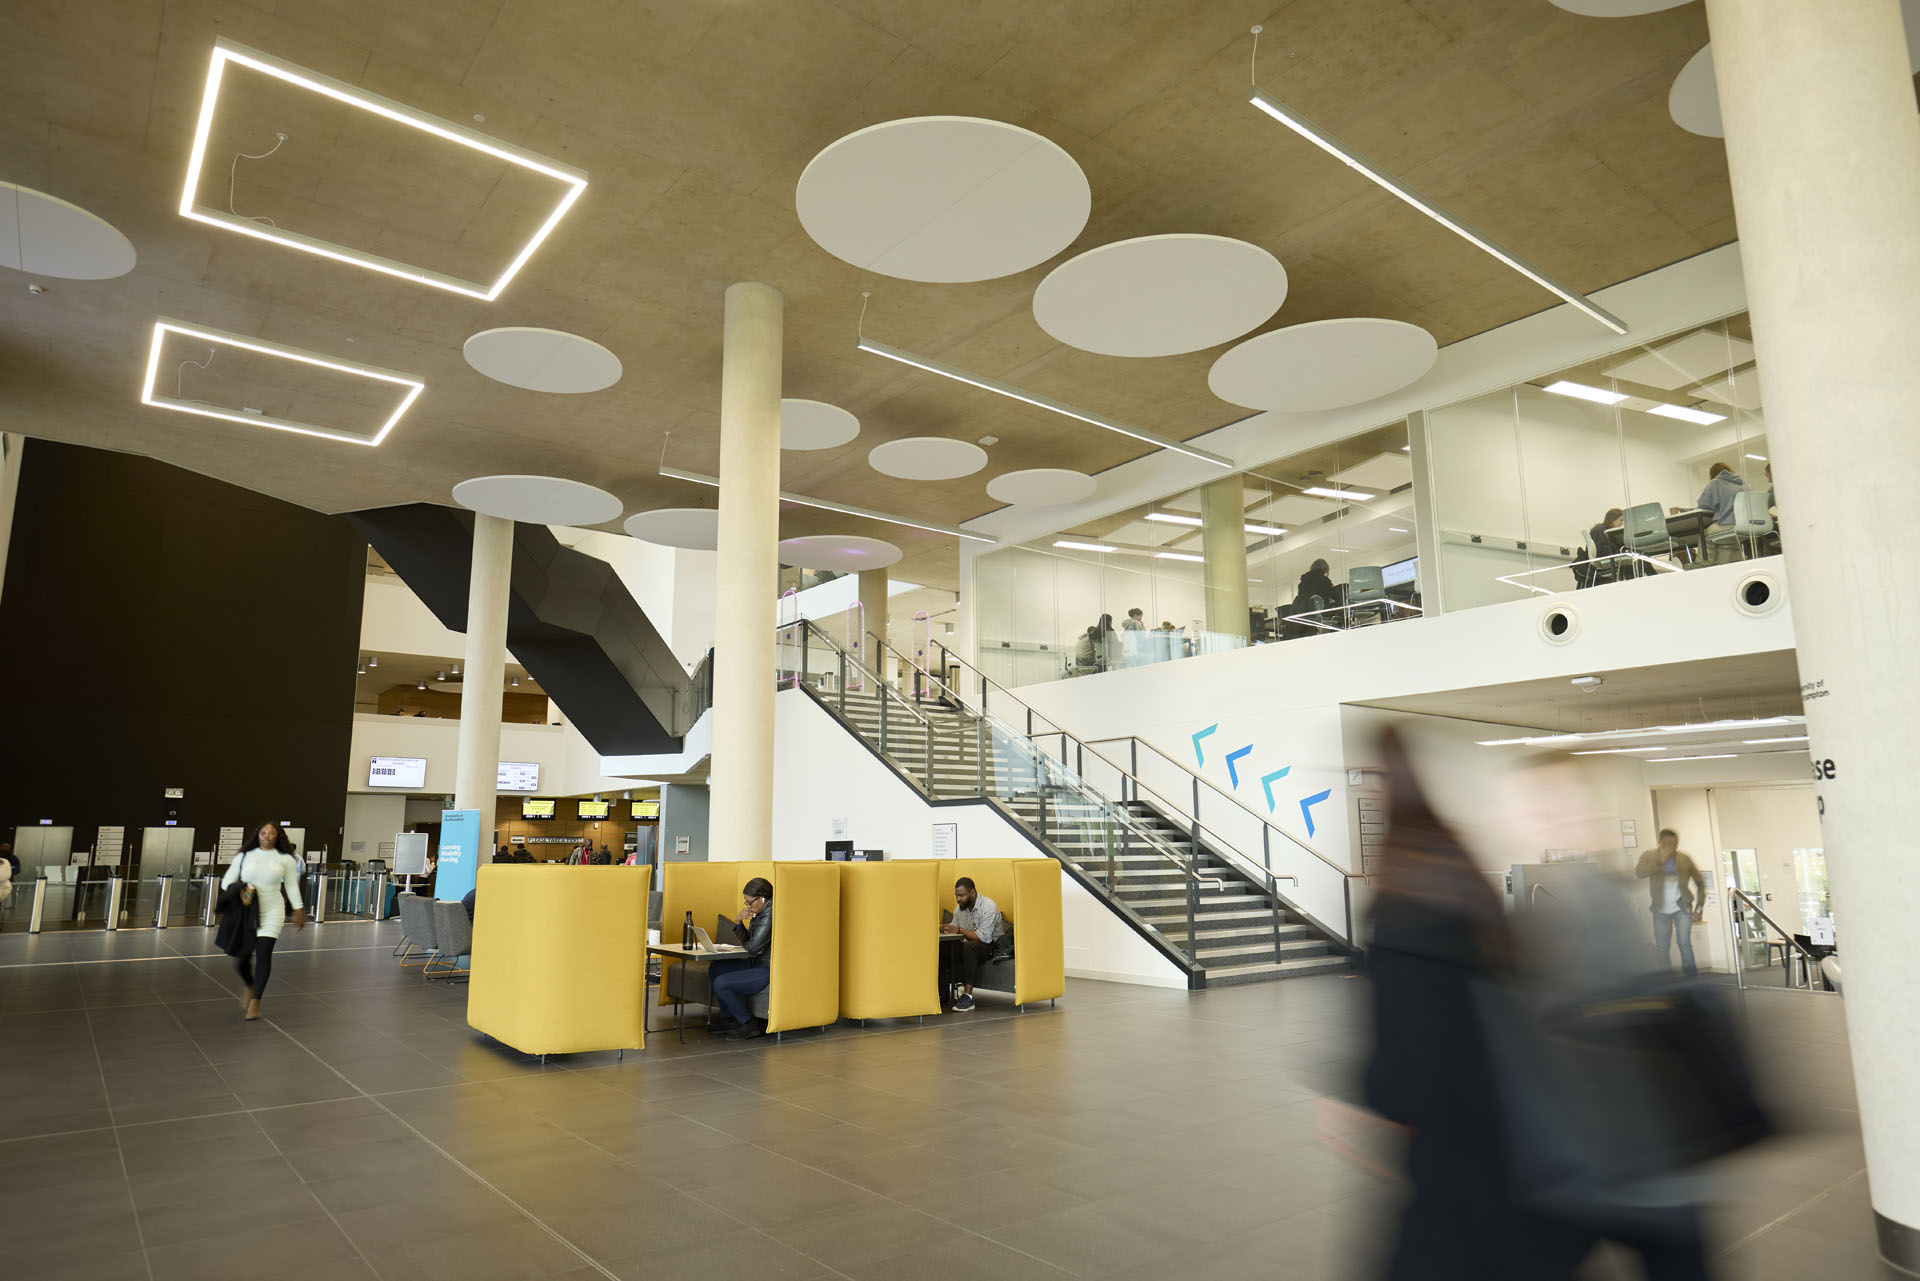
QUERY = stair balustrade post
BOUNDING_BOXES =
[1185,846,1199,962]
[976,715,987,796]
[879,687,890,757]
[837,649,847,717]
[800,624,809,688]
[924,711,933,792]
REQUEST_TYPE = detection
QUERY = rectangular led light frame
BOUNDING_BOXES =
[659,464,997,544]
[1647,403,1728,426]
[1544,379,1629,405]
[1145,512,1203,526]
[1250,87,1627,336]
[181,39,588,300]
[1154,551,1205,562]
[857,337,1234,468]
[141,318,424,446]
[1301,486,1372,501]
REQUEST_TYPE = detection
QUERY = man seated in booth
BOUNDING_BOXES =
[941,876,1004,1012]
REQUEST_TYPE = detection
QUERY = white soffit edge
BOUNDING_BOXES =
[1603,329,1754,389]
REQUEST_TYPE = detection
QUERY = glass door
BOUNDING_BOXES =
[1722,848,1770,974]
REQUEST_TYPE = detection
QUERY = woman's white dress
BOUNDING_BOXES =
[219,848,305,938]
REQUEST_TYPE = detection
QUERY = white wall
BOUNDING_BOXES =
[768,687,1188,988]
[342,793,406,862]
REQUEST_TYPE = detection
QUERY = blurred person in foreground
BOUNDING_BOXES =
[1364,728,1571,1280]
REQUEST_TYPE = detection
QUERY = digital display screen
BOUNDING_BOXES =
[1381,556,1418,588]
[577,800,611,819]
[631,800,660,819]
[496,761,540,792]
[368,756,427,788]
[522,799,556,819]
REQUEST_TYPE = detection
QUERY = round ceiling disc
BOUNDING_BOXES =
[797,116,1091,283]
[1032,234,1287,357]
[0,182,136,279]
[776,535,903,572]
[1669,45,1723,138]
[1550,0,1692,15]
[452,475,623,526]
[867,436,990,481]
[1208,318,1439,412]
[986,468,1098,506]
[622,507,720,550]
[463,327,622,393]
[780,399,860,450]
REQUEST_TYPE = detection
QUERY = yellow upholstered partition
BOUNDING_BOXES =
[467,865,649,1055]
[938,858,1066,1007]
[768,862,841,1034]
[1011,858,1066,1005]
[657,861,771,1006]
[839,861,940,1020]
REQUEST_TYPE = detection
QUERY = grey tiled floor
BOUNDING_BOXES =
[0,923,1893,1279]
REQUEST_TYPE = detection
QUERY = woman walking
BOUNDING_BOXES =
[220,822,306,1021]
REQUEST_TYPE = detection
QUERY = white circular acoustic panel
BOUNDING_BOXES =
[623,507,720,550]
[1550,0,1692,15]
[0,182,136,279]
[1208,318,1439,412]
[776,535,903,573]
[1033,235,1287,357]
[452,475,622,526]
[463,327,622,393]
[796,116,1091,283]
[780,399,860,451]
[986,468,1097,506]
[868,436,990,481]
[1669,45,1722,137]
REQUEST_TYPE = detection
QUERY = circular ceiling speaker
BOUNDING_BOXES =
[463,327,622,393]
[1032,234,1287,357]
[452,475,622,526]
[1550,0,1693,15]
[986,468,1097,506]
[1208,318,1438,412]
[780,399,860,450]
[776,535,903,572]
[797,116,1091,282]
[868,436,990,481]
[0,182,136,279]
[623,507,720,550]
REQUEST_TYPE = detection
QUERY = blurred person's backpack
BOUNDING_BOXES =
[1476,869,1771,1212]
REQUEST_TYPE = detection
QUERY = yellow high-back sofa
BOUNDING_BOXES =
[938,858,1066,1007]
[657,860,840,1035]
[467,864,649,1055]
[839,860,941,1020]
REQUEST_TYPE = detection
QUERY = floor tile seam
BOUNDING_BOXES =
[0,942,400,970]
[80,1004,161,1281]
[1717,1164,1869,1257]
[255,1014,622,1281]
[0,1122,119,1147]
[240,1105,392,1279]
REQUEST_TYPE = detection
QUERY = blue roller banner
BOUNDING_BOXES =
[437,808,483,904]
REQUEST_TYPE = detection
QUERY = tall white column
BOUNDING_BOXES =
[454,514,512,817]
[707,282,784,862]
[1201,476,1249,641]
[1705,0,1920,1267]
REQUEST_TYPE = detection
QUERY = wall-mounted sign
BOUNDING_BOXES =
[164,787,185,799]
[931,823,958,859]
[674,835,691,858]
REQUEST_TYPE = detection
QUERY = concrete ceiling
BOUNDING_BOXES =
[1355,649,1804,735]
[1,0,1733,593]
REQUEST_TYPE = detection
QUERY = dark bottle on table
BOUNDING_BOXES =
[683,910,693,951]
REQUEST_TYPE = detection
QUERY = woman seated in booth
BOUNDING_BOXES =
[709,877,773,1040]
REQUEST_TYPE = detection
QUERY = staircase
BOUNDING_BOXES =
[795,644,1355,989]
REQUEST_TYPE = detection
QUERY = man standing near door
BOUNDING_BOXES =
[1636,829,1708,976]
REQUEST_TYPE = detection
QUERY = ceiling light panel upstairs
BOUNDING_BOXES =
[140,319,423,446]
[181,40,587,300]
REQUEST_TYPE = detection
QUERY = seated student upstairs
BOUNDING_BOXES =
[941,876,1004,1012]
[1697,461,1750,563]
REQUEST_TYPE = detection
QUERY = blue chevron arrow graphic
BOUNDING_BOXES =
[1260,766,1292,812]
[1224,745,1252,789]
[1300,788,1333,839]
[1192,723,1218,767]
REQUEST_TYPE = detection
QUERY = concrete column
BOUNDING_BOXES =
[1200,476,1249,641]
[857,567,889,662]
[707,282,783,862]
[1705,0,1920,1268]
[454,514,513,815]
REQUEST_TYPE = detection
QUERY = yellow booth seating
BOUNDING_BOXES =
[467,865,649,1056]
[938,858,1066,1008]
[658,861,840,1037]
[839,861,942,1021]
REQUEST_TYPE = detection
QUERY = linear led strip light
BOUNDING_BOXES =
[181,39,587,300]
[1247,85,1627,336]
[141,318,424,446]
[856,337,1233,469]
[659,465,997,545]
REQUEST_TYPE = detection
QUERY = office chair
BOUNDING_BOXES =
[1347,566,1387,626]
[1707,489,1775,561]
[1621,502,1673,575]
[1580,529,1619,588]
